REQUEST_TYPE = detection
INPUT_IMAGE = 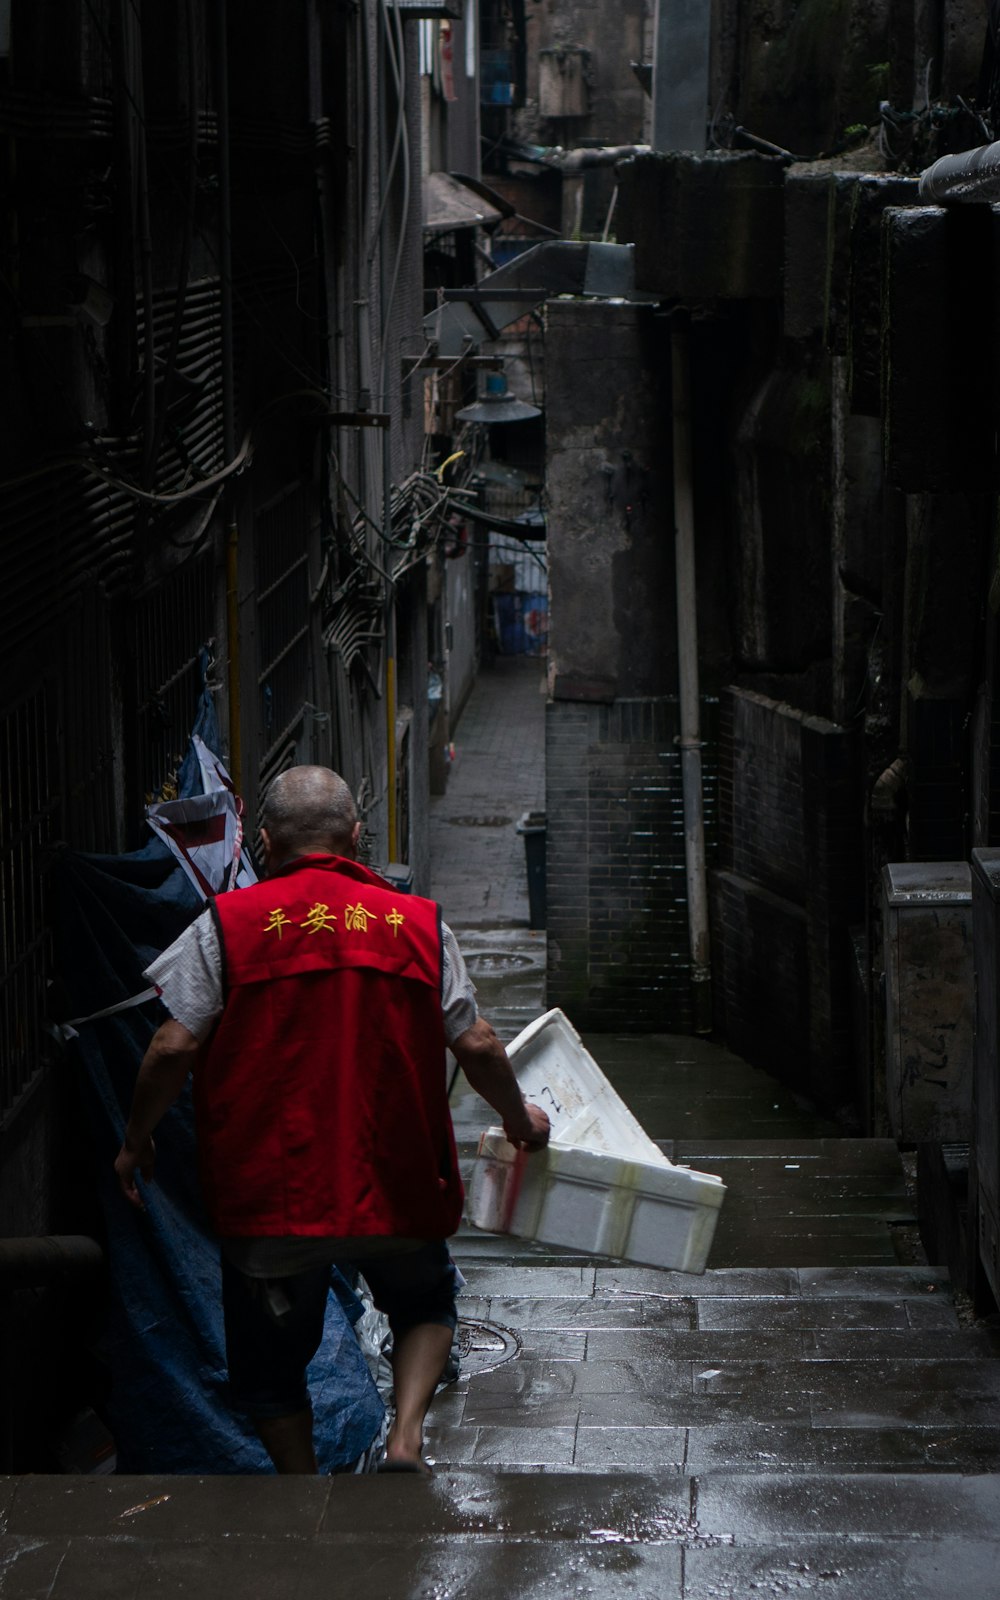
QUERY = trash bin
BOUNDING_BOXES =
[516,811,546,929]
[381,863,413,894]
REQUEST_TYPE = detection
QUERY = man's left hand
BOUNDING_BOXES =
[115,1135,156,1210]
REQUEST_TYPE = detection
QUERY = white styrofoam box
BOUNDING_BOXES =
[501,1007,670,1165]
[469,1133,726,1274]
[466,1007,726,1273]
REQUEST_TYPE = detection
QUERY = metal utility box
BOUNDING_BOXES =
[972,850,1000,1307]
[538,48,590,119]
[882,862,974,1142]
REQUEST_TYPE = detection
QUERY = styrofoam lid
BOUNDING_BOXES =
[507,1008,671,1167]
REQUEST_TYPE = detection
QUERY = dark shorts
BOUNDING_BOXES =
[221,1240,460,1420]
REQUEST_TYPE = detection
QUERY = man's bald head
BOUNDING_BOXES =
[259,766,359,867]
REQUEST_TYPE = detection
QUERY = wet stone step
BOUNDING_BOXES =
[683,1536,1000,1600]
[682,1422,1000,1475]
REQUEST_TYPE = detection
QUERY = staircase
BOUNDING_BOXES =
[438,1034,1000,1596]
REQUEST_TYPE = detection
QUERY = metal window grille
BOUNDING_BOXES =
[131,555,217,804]
[60,584,122,854]
[256,485,312,762]
[0,685,58,1124]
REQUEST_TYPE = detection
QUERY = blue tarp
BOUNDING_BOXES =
[51,678,384,1473]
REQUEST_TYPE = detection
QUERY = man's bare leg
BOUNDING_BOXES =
[255,1405,318,1473]
[384,1322,454,1470]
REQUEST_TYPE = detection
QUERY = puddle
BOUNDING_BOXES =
[587,1510,734,1549]
[464,951,539,977]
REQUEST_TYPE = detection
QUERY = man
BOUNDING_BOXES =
[114,765,549,1475]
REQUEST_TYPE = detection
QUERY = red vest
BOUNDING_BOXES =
[197,855,464,1240]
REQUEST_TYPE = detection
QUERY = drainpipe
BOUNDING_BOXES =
[215,0,241,787]
[671,310,712,1033]
[0,1235,104,1287]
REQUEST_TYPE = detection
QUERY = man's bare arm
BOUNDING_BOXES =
[450,1016,550,1150]
[114,1019,200,1208]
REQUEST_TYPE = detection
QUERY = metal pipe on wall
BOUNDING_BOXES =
[670,310,713,1033]
[919,139,1000,204]
[214,0,241,788]
[0,1235,104,1289]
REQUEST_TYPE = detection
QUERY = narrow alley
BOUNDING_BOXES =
[6,665,1000,1597]
[8,1,1000,1596]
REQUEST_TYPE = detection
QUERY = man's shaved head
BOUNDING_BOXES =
[259,766,358,863]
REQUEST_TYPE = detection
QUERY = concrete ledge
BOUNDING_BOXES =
[617,151,785,301]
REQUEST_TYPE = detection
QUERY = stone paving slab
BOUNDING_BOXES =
[682,1421,1000,1474]
[583,1329,811,1361]
[802,1326,1000,1357]
[592,1266,800,1297]
[459,1425,578,1467]
[466,1358,697,1397]
[458,1265,598,1297]
[796,1266,949,1297]
[1,1473,331,1538]
[572,1428,689,1470]
[683,1538,1000,1600]
[693,1470,1000,1540]
[810,1390,1000,1428]
[577,1392,817,1429]
[696,1297,937,1331]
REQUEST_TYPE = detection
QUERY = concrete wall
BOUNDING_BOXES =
[708,0,981,164]
[714,688,861,1109]
[545,298,676,702]
[544,295,728,1030]
[514,0,648,148]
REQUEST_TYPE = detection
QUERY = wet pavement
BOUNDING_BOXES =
[432,660,1000,1592]
[4,657,1000,1596]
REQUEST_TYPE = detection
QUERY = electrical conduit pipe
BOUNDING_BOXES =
[671,310,713,1033]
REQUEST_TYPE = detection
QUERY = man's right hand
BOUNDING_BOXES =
[503,1101,551,1152]
[452,1016,551,1152]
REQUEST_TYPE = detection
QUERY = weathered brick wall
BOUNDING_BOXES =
[547,696,718,1032]
[714,686,860,1106]
[728,688,805,901]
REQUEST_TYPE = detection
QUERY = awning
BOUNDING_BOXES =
[424,171,504,236]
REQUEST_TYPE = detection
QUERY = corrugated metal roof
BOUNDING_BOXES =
[424,171,503,235]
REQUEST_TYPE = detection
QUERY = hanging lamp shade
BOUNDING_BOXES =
[455,372,541,424]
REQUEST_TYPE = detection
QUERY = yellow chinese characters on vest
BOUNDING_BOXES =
[261,902,407,939]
